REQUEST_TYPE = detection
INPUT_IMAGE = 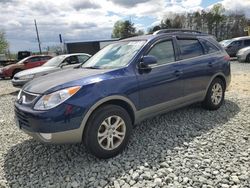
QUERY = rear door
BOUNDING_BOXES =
[176,37,215,99]
[243,39,250,48]
[137,38,184,110]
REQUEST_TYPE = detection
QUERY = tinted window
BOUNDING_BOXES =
[201,39,219,54]
[78,55,89,64]
[244,39,250,46]
[231,40,242,47]
[40,56,51,61]
[64,56,79,65]
[29,57,40,62]
[148,40,175,65]
[178,39,204,59]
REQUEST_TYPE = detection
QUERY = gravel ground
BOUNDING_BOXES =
[0,61,250,188]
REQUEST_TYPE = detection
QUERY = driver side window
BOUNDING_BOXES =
[63,56,79,65]
[148,40,175,65]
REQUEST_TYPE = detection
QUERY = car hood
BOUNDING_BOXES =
[23,68,111,94]
[1,64,17,70]
[15,66,56,77]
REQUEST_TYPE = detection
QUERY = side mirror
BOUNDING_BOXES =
[23,60,29,64]
[139,55,157,69]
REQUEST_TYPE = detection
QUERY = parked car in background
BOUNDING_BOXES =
[15,29,231,158]
[224,36,250,57]
[237,46,250,63]
[12,53,91,87]
[219,39,232,47]
[0,55,52,79]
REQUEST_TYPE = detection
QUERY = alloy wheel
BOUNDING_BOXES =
[97,115,126,150]
[211,83,223,105]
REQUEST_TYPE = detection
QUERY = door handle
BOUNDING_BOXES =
[174,70,183,77]
[208,62,213,67]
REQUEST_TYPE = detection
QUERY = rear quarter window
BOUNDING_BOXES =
[178,39,204,59]
[200,39,220,54]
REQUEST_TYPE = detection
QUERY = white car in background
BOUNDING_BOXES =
[12,53,91,87]
[237,46,250,63]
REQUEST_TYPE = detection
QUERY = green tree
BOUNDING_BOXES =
[0,31,8,54]
[211,3,225,38]
[111,20,136,39]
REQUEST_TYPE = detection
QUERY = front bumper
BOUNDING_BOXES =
[12,78,28,87]
[14,101,85,143]
[236,54,246,62]
[20,126,83,144]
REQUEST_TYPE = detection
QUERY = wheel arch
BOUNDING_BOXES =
[205,73,227,97]
[79,95,137,141]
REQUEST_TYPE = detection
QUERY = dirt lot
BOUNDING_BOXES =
[0,61,249,188]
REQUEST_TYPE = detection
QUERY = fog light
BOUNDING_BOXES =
[40,133,52,140]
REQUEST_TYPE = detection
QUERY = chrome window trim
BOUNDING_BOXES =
[149,51,220,69]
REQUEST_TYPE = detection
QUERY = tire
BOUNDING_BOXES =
[246,54,250,63]
[84,105,132,159]
[202,78,225,110]
[11,69,21,79]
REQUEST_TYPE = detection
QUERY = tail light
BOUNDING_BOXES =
[224,55,230,61]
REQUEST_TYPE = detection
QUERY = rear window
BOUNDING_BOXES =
[178,39,204,59]
[200,39,220,54]
[244,39,250,46]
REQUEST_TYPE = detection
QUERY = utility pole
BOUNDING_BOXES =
[34,19,42,54]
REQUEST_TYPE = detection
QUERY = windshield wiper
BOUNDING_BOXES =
[82,66,100,69]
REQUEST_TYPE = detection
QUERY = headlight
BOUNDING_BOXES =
[34,86,81,110]
[18,74,34,80]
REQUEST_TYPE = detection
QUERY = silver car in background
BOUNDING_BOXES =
[237,46,250,63]
[12,53,91,87]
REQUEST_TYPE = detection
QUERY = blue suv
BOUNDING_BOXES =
[15,29,231,158]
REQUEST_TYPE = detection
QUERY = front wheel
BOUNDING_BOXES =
[202,78,225,110]
[246,54,250,63]
[84,105,132,159]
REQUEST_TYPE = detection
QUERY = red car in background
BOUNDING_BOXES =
[0,55,52,78]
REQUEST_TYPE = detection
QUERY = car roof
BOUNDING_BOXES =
[56,53,91,58]
[121,30,212,42]
[232,36,250,41]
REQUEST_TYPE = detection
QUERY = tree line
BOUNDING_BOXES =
[112,4,250,41]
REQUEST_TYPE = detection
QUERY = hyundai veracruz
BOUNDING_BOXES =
[15,29,231,158]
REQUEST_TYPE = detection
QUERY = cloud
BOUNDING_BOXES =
[108,0,149,8]
[0,0,250,52]
[72,0,101,10]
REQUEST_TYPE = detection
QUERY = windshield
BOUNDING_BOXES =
[220,40,232,47]
[43,55,65,67]
[82,41,145,69]
[17,56,31,64]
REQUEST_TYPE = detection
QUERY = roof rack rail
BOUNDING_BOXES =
[153,29,204,35]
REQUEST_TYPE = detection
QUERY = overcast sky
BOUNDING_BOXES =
[0,0,250,52]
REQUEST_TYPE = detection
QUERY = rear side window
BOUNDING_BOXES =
[29,57,40,62]
[148,40,175,65]
[200,39,219,54]
[40,56,51,61]
[244,39,250,46]
[178,39,204,59]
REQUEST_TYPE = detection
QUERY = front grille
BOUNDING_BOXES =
[15,106,30,128]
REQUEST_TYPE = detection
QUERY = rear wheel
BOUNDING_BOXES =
[202,78,225,110]
[246,54,250,63]
[84,105,132,159]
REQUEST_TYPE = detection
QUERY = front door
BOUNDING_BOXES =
[137,39,183,111]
